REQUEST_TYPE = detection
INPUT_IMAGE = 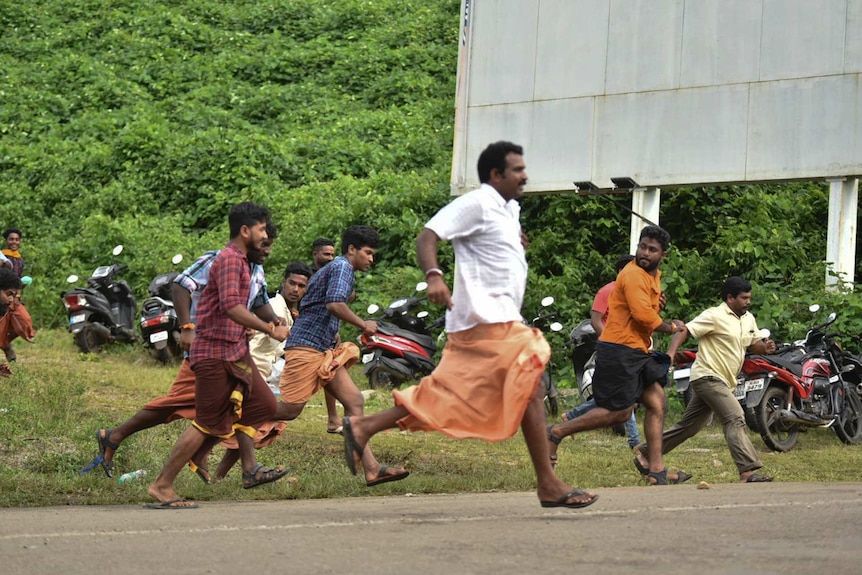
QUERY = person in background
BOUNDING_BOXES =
[561,254,641,451]
[309,237,344,434]
[0,269,33,372]
[2,228,25,279]
[637,276,776,483]
[547,225,689,486]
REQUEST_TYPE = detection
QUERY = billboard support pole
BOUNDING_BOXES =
[826,177,858,291]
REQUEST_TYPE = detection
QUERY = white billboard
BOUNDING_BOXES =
[451,0,862,194]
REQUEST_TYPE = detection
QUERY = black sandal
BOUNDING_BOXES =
[242,463,290,489]
[95,428,119,478]
[647,468,692,485]
[547,425,562,469]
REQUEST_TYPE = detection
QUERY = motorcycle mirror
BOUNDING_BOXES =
[367,304,380,315]
[112,245,124,256]
[809,304,820,313]
[66,275,79,284]
[171,254,184,265]
[827,312,837,323]
[21,276,32,286]
[415,281,428,292]
[550,322,563,332]
[417,311,429,319]
[759,328,770,339]
[541,296,555,307]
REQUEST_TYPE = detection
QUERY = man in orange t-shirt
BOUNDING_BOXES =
[548,226,687,485]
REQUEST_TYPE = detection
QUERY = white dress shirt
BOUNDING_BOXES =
[425,183,527,333]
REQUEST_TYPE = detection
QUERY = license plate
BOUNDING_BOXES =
[673,367,690,380]
[744,378,765,392]
[733,385,745,399]
[70,313,86,324]
[362,352,374,364]
[149,331,169,343]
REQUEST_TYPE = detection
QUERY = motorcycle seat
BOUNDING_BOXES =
[376,321,435,352]
[750,354,803,377]
[141,296,175,313]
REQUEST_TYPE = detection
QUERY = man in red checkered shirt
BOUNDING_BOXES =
[147,202,291,509]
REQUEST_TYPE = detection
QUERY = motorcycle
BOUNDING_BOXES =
[528,296,564,416]
[568,319,597,403]
[671,348,698,406]
[139,254,184,364]
[736,305,862,452]
[62,245,137,353]
[360,282,444,390]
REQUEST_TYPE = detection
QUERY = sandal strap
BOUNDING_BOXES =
[547,425,563,445]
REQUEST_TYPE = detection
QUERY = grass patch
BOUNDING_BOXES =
[2,329,862,507]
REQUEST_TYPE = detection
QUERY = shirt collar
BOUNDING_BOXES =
[479,182,512,209]
[720,301,748,319]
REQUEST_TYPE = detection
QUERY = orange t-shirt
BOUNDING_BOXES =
[598,261,663,352]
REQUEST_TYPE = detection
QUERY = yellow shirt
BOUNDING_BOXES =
[687,302,760,388]
[600,260,663,353]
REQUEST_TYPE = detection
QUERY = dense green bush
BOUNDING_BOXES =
[2,0,861,373]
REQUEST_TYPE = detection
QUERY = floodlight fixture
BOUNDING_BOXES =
[572,181,598,192]
[611,177,641,189]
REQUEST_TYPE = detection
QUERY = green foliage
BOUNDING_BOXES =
[3,0,862,362]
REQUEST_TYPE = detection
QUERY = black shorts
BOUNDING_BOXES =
[592,342,670,411]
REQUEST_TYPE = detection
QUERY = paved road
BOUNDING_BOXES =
[2,482,861,575]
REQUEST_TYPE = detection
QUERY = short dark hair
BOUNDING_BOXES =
[639,225,671,252]
[284,261,313,280]
[3,228,22,240]
[615,254,636,273]
[477,141,524,184]
[0,268,21,291]
[265,221,278,241]
[312,237,334,252]
[228,202,271,238]
[721,276,752,301]
[341,225,379,254]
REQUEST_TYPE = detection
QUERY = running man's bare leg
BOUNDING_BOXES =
[148,426,207,506]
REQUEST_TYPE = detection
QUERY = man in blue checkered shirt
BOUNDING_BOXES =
[274,225,409,487]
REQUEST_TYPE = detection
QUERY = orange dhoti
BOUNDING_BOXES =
[393,321,550,442]
[0,299,35,348]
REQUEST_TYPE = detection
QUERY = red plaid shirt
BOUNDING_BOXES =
[189,242,252,365]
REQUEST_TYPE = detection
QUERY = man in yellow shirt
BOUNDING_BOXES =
[547,225,686,485]
[635,276,776,482]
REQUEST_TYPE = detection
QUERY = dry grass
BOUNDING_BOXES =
[2,329,862,507]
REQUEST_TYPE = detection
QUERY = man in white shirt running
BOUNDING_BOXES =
[341,141,597,509]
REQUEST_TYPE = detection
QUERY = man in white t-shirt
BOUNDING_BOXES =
[340,141,598,509]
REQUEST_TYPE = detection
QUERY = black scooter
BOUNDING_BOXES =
[62,245,137,353]
[527,296,563,416]
[139,254,184,364]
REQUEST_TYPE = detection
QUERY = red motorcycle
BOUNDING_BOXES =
[735,307,862,452]
[359,282,444,389]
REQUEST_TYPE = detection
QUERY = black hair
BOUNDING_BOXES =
[639,225,671,252]
[3,228,22,240]
[721,276,752,301]
[284,261,313,280]
[312,237,334,252]
[265,221,278,241]
[341,225,379,254]
[477,141,524,184]
[228,202,271,238]
[615,254,636,273]
[0,268,21,291]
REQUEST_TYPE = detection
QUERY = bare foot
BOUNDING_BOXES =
[537,480,597,508]
[147,484,191,506]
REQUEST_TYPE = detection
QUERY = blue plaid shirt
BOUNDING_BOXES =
[286,255,354,351]
[173,249,269,358]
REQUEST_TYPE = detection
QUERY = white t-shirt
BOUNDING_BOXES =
[425,183,527,333]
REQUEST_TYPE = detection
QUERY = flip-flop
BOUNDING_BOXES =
[633,456,649,476]
[366,465,409,487]
[327,425,343,435]
[241,463,290,489]
[540,489,599,509]
[145,498,199,510]
[745,473,773,483]
[188,460,211,484]
[342,416,362,476]
[95,428,119,478]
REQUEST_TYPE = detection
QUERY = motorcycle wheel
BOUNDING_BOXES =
[755,385,799,452]
[832,384,862,445]
[74,324,101,353]
[368,368,394,390]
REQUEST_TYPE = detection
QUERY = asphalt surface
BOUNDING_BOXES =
[2,482,861,575]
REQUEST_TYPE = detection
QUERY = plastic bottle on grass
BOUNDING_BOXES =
[118,469,146,483]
